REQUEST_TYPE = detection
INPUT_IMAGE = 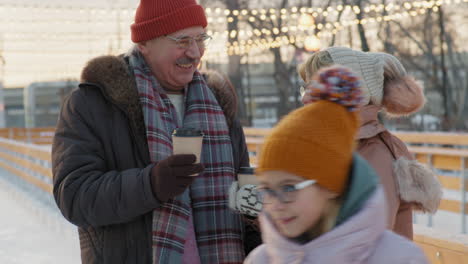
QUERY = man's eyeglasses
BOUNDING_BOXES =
[165,33,212,50]
[255,180,316,204]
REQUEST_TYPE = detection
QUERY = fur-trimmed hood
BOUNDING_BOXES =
[81,55,140,106]
[79,55,238,127]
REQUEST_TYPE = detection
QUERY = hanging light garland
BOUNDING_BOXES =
[222,2,456,56]
[1,0,465,25]
[201,0,458,60]
[3,0,464,49]
[0,0,462,42]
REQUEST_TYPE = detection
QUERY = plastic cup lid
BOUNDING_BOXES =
[238,167,255,174]
[172,128,204,137]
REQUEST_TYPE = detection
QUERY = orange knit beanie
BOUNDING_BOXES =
[257,66,364,195]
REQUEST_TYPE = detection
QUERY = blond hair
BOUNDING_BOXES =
[298,51,334,83]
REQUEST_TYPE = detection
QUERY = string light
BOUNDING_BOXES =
[0,0,463,30]
[223,4,458,56]
[3,2,450,47]
[5,2,441,45]
[0,0,457,22]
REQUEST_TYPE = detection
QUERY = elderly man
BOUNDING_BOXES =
[52,0,252,263]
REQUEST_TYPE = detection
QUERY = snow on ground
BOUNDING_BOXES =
[0,169,80,264]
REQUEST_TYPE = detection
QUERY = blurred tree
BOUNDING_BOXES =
[200,0,250,125]
[239,0,333,118]
[353,0,370,51]
[201,0,467,130]
[377,6,468,131]
[225,0,250,125]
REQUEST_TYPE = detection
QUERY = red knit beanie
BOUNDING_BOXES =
[131,0,208,43]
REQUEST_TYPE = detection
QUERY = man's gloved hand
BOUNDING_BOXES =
[150,154,204,202]
[228,181,262,217]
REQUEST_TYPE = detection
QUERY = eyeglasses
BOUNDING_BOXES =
[299,80,310,98]
[255,180,316,204]
[165,33,212,50]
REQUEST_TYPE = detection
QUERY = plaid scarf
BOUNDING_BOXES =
[129,51,244,263]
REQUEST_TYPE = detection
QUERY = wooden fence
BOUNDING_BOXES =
[415,225,468,263]
[0,127,55,145]
[402,136,468,233]
[0,137,52,194]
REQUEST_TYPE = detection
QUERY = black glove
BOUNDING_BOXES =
[150,154,204,202]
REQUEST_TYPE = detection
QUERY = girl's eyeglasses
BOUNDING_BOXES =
[255,180,316,204]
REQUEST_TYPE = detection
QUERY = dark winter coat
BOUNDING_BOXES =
[52,55,252,264]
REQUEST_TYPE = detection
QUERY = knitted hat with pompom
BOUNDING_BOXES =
[257,66,363,195]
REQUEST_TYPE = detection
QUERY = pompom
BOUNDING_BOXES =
[382,76,425,117]
[302,66,364,112]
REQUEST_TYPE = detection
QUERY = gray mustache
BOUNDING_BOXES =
[176,57,197,65]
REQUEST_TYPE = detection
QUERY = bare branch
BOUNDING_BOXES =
[330,0,349,46]
[389,20,431,57]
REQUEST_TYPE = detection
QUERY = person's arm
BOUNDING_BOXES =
[236,119,250,168]
[52,90,159,228]
[230,118,250,171]
[228,183,262,217]
[228,118,261,216]
[228,119,263,254]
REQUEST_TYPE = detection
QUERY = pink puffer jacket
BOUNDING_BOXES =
[244,188,428,264]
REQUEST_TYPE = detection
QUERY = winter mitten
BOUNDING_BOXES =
[394,158,442,213]
[150,154,204,202]
[228,181,262,217]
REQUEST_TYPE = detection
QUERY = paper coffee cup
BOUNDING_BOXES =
[172,128,204,164]
[238,167,258,187]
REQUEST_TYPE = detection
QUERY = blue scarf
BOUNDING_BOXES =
[129,51,244,263]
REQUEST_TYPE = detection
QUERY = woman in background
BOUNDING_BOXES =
[298,47,442,240]
[245,66,428,263]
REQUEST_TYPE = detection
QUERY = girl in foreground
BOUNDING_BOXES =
[245,66,428,264]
